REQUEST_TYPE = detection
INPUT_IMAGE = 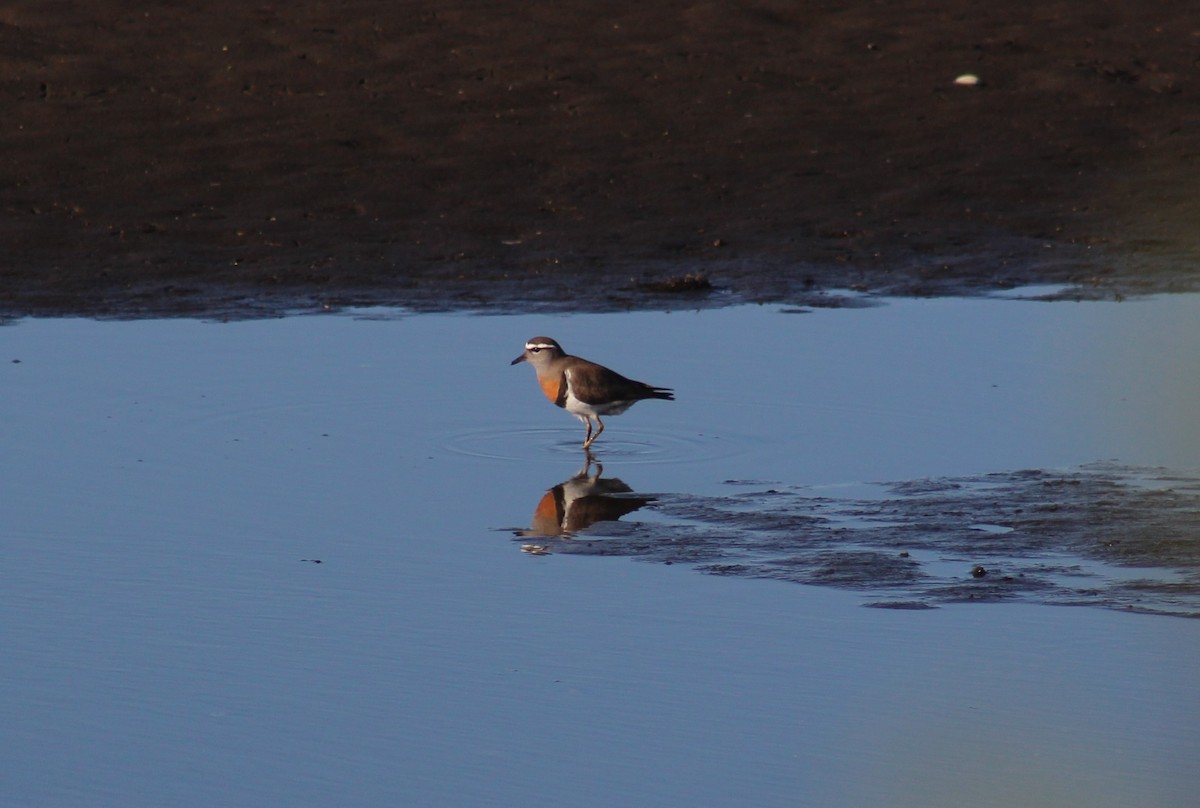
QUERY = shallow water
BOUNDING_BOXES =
[3,294,1199,807]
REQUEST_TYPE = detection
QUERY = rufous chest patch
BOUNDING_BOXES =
[538,375,563,405]
[531,489,564,534]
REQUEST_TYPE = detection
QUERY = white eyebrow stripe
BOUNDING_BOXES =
[526,342,556,350]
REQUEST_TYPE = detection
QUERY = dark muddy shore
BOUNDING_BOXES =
[3,1,1200,318]
[517,464,1200,618]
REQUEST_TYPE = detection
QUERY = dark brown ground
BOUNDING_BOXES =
[3,1,1200,317]
[517,464,1200,617]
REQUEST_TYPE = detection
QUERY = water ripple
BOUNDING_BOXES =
[442,426,743,466]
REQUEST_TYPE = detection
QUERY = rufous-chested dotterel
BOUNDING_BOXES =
[511,336,674,449]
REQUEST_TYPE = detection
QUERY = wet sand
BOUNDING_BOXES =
[522,464,1200,618]
[2,1,1199,317]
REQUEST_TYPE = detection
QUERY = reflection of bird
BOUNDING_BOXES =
[524,455,654,537]
[511,336,674,449]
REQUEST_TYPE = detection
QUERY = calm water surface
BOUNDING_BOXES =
[3,294,1199,807]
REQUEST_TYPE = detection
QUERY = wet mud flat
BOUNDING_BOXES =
[516,463,1200,617]
[3,1,1200,318]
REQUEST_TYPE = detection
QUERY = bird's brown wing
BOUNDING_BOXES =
[570,360,671,404]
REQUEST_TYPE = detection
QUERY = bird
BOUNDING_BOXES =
[521,455,654,537]
[511,336,674,449]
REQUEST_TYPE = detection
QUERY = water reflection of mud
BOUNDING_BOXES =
[513,462,1200,617]
[517,454,654,550]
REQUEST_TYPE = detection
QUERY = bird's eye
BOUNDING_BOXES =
[530,347,540,353]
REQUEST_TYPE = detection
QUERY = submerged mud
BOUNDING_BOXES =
[515,463,1200,617]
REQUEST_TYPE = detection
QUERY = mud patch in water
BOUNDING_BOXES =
[514,463,1200,617]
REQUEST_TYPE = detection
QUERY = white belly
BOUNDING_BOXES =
[564,392,634,419]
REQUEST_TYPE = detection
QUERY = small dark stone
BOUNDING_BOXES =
[638,273,713,294]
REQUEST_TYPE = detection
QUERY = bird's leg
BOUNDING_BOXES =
[580,448,601,479]
[577,449,594,477]
[590,416,605,446]
[582,418,594,449]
